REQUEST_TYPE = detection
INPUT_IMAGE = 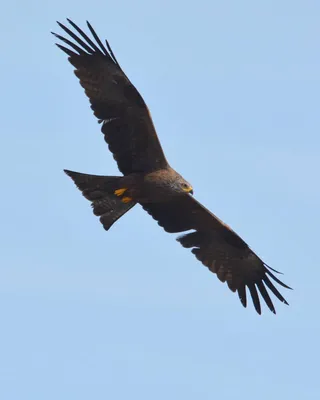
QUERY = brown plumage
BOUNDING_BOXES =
[53,19,291,315]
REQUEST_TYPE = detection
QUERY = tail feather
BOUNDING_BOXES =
[64,169,135,230]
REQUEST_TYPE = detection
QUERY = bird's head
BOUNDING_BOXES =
[180,181,193,195]
[176,177,193,195]
[163,169,193,195]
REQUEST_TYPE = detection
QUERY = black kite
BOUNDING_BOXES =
[53,20,291,314]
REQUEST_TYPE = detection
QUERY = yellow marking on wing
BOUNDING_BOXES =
[121,196,132,203]
[114,188,127,196]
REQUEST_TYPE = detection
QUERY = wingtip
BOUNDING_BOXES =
[240,301,247,309]
[86,20,93,29]
[264,265,293,290]
[51,32,60,40]
[64,169,72,176]
[264,263,284,275]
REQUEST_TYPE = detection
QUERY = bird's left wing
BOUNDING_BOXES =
[52,20,169,175]
[142,195,291,314]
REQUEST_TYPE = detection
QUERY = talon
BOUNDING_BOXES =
[114,188,127,196]
[121,196,132,203]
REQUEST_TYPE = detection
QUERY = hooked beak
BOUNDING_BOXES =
[183,186,193,195]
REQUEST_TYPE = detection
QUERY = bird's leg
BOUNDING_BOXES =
[121,196,132,203]
[114,188,133,203]
[114,188,127,196]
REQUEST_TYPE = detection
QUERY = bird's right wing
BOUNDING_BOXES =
[53,20,169,175]
[142,195,291,314]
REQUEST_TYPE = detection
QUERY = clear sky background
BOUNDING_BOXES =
[1,1,319,399]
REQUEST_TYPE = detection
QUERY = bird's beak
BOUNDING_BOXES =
[183,186,193,195]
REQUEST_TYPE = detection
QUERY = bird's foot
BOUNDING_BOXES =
[121,196,132,203]
[114,188,127,196]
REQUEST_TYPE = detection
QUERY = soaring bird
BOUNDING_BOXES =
[53,19,291,314]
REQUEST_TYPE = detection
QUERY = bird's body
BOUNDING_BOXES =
[53,19,291,314]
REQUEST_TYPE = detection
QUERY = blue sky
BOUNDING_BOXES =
[1,1,320,399]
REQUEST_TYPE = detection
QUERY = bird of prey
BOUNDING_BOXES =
[53,19,291,314]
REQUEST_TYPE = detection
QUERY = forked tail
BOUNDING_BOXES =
[64,170,136,230]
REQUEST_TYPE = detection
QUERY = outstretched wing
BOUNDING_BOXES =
[53,19,169,175]
[142,196,291,314]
